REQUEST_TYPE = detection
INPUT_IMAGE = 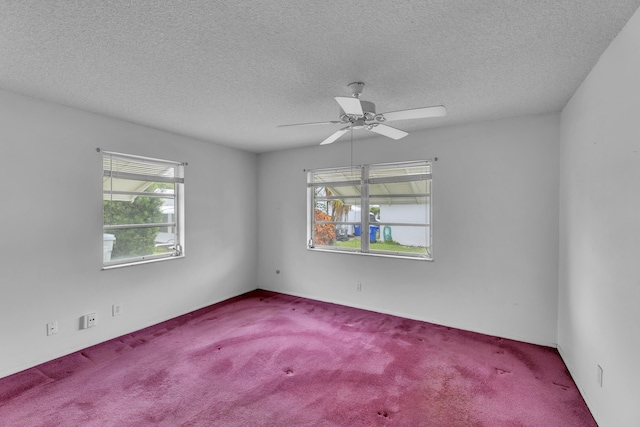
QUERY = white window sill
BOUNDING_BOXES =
[307,247,432,261]
[102,254,185,270]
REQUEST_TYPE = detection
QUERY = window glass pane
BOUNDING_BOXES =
[370,198,430,225]
[104,195,173,226]
[107,227,162,261]
[307,161,431,260]
[102,151,184,267]
[312,195,361,247]
[313,189,360,212]
[312,222,360,251]
[369,224,431,256]
[103,177,152,196]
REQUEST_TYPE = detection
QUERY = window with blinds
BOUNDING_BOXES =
[307,160,432,260]
[102,151,185,268]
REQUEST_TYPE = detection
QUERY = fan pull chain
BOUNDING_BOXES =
[350,124,353,169]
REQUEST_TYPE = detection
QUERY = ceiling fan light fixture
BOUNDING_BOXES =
[351,118,366,129]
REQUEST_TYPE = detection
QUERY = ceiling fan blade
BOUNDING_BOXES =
[368,124,408,140]
[335,97,363,116]
[277,120,343,128]
[320,126,350,145]
[380,105,447,122]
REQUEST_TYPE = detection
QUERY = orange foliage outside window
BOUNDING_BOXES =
[313,208,335,245]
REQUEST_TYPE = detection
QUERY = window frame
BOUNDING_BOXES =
[307,160,433,261]
[102,150,185,269]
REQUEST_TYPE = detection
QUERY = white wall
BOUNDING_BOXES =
[0,90,258,378]
[559,7,640,427]
[258,114,560,346]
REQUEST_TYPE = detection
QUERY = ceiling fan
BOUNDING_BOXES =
[278,82,447,145]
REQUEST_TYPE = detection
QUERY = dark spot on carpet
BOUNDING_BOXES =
[38,353,95,380]
[455,365,477,380]
[209,358,233,375]
[129,338,148,348]
[496,350,505,354]
[285,368,294,376]
[142,369,169,388]
[500,343,539,372]
[75,401,94,411]
[395,323,411,332]
[377,410,390,418]
[496,368,511,375]
[553,382,570,391]
[0,369,52,401]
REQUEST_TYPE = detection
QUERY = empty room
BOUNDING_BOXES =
[1,1,639,426]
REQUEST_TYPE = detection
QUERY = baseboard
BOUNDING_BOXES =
[257,287,557,348]
[0,286,259,380]
[557,344,599,426]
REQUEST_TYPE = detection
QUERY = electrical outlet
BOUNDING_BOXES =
[356,282,362,291]
[597,365,603,387]
[87,313,96,328]
[112,303,122,317]
[81,313,97,329]
[46,321,58,336]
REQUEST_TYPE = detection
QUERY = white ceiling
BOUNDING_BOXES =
[1,1,639,153]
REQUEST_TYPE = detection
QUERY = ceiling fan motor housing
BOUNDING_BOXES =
[348,81,365,97]
[340,100,376,122]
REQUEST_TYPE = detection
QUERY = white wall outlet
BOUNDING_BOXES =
[46,321,58,336]
[112,303,122,317]
[597,364,603,387]
[356,282,362,291]
[81,313,97,329]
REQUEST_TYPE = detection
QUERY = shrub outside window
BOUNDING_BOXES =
[102,151,185,268]
[307,160,432,260]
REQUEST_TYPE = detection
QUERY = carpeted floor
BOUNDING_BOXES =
[0,290,596,426]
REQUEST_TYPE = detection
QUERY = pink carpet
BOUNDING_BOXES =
[0,290,596,426]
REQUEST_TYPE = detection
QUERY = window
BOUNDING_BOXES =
[307,160,432,260]
[102,151,185,268]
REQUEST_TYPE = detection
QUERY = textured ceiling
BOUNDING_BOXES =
[1,1,639,153]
